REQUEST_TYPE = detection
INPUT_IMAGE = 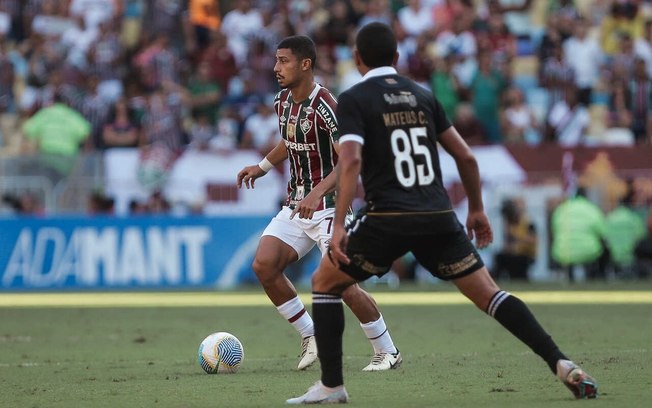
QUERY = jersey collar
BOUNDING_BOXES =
[360,66,398,82]
[290,82,321,104]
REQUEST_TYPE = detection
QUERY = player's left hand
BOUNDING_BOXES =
[466,210,493,249]
[289,191,321,220]
[328,225,350,267]
[236,165,266,189]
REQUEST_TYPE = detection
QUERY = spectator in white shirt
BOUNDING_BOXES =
[546,86,590,146]
[220,0,263,66]
[563,17,604,106]
[397,0,435,38]
[239,100,279,157]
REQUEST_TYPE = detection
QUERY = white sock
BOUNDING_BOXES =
[277,296,314,338]
[360,314,397,354]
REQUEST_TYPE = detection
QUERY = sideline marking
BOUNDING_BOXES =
[1,291,651,307]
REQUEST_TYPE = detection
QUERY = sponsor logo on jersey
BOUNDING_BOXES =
[279,115,287,123]
[287,123,296,140]
[384,92,418,107]
[300,117,312,134]
[284,139,317,151]
[282,101,291,108]
[303,106,315,114]
[385,78,398,84]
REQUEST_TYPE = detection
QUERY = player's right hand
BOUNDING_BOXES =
[466,210,493,249]
[328,225,350,267]
[236,165,266,189]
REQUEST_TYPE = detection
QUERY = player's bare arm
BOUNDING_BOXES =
[438,126,493,248]
[236,140,288,189]
[329,140,362,266]
[290,143,340,220]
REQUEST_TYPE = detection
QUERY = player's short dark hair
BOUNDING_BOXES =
[277,35,316,69]
[356,22,397,68]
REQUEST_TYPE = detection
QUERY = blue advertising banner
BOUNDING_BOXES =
[0,216,275,291]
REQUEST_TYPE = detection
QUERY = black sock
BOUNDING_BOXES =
[312,292,344,387]
[487,290,568,374]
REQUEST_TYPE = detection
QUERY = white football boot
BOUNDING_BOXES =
[286,381,349,404]
[362,350,402,371]
[297,336,318,370]
[556,359,598,399]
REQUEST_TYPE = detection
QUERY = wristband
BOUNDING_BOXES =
[258,157,274,172]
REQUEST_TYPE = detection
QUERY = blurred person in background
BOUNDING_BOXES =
[500,85,540,144]
[1,192,43,216]
[599,0,644,57]
[185,61,222,126]
[626,57,652,144]
[551,187,608,281]
[430,54,461,121]
[21,92,91,184]
[435,15,477,88]
[545,86,590,146]
[396,0,435,39]
[604,184,646,278]
[220,0,262,65]
[189,0,220,51]
[469,50,508,143]
[145,0,185,43]
[69,0,116,30]
[564,17,604,106]
[187,112,215,151]
[136,86,185,193]
[634,209,652,278]
[239,99,279,157]
[493,197,537,281]
[356,0,392,30]
[198,31,238,94]
[451,102,487,145]
[101,97,141,149]
[634,19,652,79]
[539,41,575,113]
[87,190,115,215]
[406,32,434,89]
[490,0,533,41]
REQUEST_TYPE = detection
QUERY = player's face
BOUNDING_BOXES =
[274,48,306,89]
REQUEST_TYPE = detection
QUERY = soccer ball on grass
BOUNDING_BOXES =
[198,332,244,374]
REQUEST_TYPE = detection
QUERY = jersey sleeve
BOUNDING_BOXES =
[432,96,452,134]
[336,91,365,144]
[273,90,284,118]
[316,89,339,143]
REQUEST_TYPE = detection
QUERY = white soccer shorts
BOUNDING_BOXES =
[262,206,336,259]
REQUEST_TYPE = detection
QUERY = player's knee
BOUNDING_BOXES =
[252,257,282,284]
[311,266,353,295]
[311,269,338,294]
[341,285,363,303]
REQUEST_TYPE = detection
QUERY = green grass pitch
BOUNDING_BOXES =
[1,282,651,407]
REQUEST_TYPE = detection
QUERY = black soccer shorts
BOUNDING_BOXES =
[339,210,484,282]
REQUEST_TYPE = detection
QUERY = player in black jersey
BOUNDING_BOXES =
[287,23,598,404]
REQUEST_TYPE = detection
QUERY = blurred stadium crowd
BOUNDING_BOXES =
[0,0,652,216]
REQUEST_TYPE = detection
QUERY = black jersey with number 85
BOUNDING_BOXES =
[337,74,453,212]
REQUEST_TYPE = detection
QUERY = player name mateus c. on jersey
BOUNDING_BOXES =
[382,110,428,127]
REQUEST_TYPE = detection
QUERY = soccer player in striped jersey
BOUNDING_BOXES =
[237,35,401,372]
[287,22,598,404]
